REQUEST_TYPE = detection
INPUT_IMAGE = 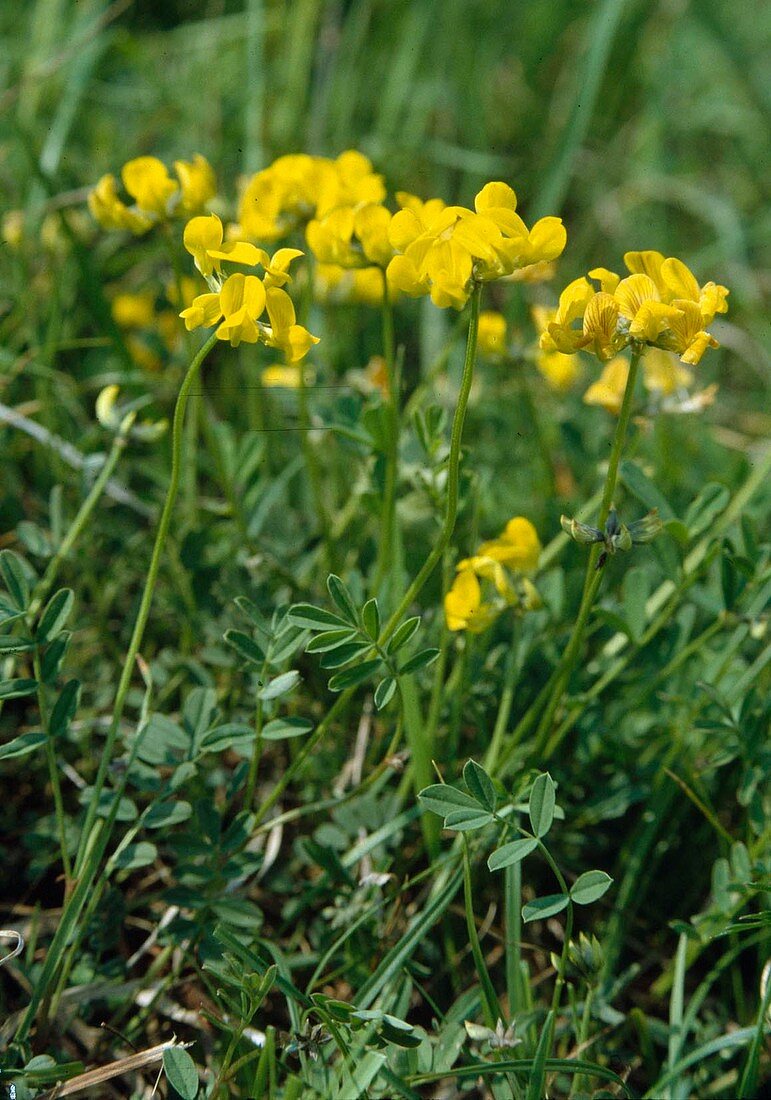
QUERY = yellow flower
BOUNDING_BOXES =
[544,253,728,367]
[583,292,621,361]
[236,150,385,243]
[111,291,157,330]
[477,516,541,573]
[183,213,263,278]
[261,247,305,288]
[306,203,393,269]
[540,278,595,353]
[386,182,566,310]
[446,516,542,632]
[444,569,498,633]
[88,174,153,234]
[263,287,320,363]
[121,157,179,218]
[214,273,268,346]
[531,306,581,391]
[477,311,508,357]
[583,356,630,414]
[174,154,217,214]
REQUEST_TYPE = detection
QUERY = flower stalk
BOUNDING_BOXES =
[74,331,219,874]
[531,345,643,759]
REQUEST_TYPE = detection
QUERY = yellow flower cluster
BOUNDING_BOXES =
[444,517,542,633]
[236,151,385,243]
[89,155,216,234]
[179,213,318,359]
[386,183,566,310]
[541,251,728,366]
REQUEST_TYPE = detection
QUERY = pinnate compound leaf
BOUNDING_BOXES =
[114,841,157,870]
[0,550,31,610]
[529,772,556,837]
[223,629,265,665]
[419,784,480,818]
[0,731,47,760]
[374,677,397,710]
[0,678,38,700]
[258,670,300,701]
[361,598,380,639]
[326,574,359,623]
[36,588,74,642]
[142,800,193,829]
[0,636,34,654]
[463,759,496,812]
[327,658,381,692]
[488,836,539,871]
[522,894,569,923]
[163,1047,199,1100]
[443,808,494,832]
[570,870,613,905]
[306,628,358,653]
[49,679,81,739]
[386,616,421,655]
[288,603,351,631]
[261,717,313,740]
[400,648,439,674]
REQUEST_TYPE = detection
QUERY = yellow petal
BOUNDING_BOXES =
[179,292,223,331]
[623,250,666,287]
[588,267,620,295]
[474,181,518,213]
[527,217,567,263]
[219,273,267,321]
[174,154,217,214]
[265,285,296,335]
[660,257,700,303]
[614,274,660,320]
[121,156,178,217]
[209,240,265,267]
[444,569,481,631]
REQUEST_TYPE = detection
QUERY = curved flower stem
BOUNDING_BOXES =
[530,345,643,760]
[74,331,219,874]
[163,226,198,529]
[298,255,333,569]
[374,270,400,593]
[377,282,482,648]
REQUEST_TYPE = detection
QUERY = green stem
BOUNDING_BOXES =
[538,841,574,1017]
[29,424,132,619]
[463,839,503,1027]
[252,688,352,827]
[245,648,270,810]
[531,345,643,759]
[377,282,482,648]
[505,860,523,1020]
[374,270,400,593]
[74,332,219,875]
[34,647,72,890]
